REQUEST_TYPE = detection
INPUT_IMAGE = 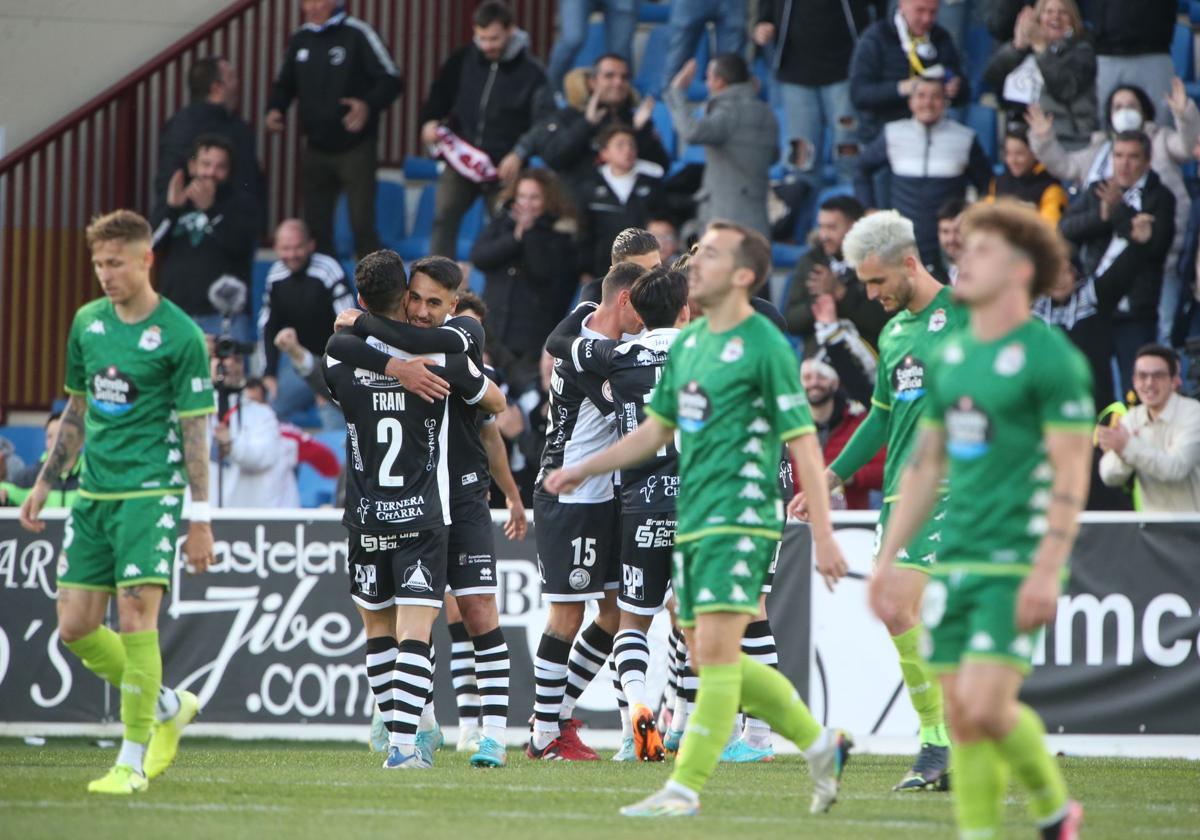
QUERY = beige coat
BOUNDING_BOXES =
[1100,392,1200,512]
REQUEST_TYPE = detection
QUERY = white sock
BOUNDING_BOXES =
[743,717,773,749]
[619,706,633,741]
[155,686,181,722]
[803,728,832,761]
[117,739,147,775]
[419,699,437,733]
[666,779,699,802]
[482,724,505,745]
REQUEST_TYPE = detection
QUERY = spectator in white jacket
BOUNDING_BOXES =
[1098,344,1200,512]
[208,348,299,508]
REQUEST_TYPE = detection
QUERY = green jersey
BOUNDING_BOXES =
[646,312,814,543]
[64,296,215,499]
[921,318,1094,574]
[869,286,966,501]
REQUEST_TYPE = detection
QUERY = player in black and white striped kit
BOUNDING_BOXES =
[527,262,646,761]
[322,251,505,771]
[543,266,690,763]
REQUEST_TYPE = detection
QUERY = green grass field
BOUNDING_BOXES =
[0,738,1194,839]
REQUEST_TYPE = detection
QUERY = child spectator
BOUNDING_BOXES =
[988,126,1068,225]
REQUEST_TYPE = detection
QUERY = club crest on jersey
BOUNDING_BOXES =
[467,357,481,378]
[89,367,138,415]
[138,325,162,351]
[401,560,434,592]
[719,336,744,363]
[945,396,992,460]
[928,308,947,332]
[994,342,1025,376]
[569,568,591,591]
[602,379,613,402]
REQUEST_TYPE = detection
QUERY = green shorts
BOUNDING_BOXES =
[874,493,949,571]
[57,494,183,592]
[921,573,1039,675]
[672,532,774,627]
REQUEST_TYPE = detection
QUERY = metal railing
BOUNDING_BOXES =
[0,0,556,412]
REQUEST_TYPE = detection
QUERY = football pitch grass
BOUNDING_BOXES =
[0,738,1195,839]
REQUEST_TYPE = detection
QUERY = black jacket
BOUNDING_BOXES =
[1087,0,1176,57]
[849,16,969,141]
[153,102,264,220]
[267,12,402,153]
[1059,169,1176,323]
[783,239,889,354]
[577,168,667,277]
[470,210,578,360]
[532,103,671,194]
[419,29,554,165]
[758,0,885,87]
[150,185,258,317]
[259,253,355,377]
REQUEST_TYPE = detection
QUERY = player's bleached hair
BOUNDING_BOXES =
[841,210,918,270]
[86,209,152,249]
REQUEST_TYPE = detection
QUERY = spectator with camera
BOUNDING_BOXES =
[1099,344,1200,512]
[259,219,354,429]
[151,134,258,342]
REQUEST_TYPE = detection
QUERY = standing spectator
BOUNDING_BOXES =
[665,54,780,237]
[259,219,355,428]
[648,217,681,263]
[265,0,401,259]
[981,0,1033,42]
[1029,82,1200,339]
[534,54,669,198]
[984,0,1097,150]
[151,135,258,341]
[546,0,639,92]
[855,77,991,265]
[784,194,887,352]
[659,0,748,95]
[754,0,884,186]
[0,412,83,510]
[470,169,579,391]
[1088,0,1177,108]
[987,126,1069,225]
[577,124,668,278]
[932,197,966,284]
[420,1,555,258]
[153,56,263,221]
[849,0,968,147]
[1059,131,1176,396]
[800,357,885,509]
[1099,345,1200,511]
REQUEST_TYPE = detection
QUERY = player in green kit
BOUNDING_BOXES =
[791,209,960,791]
[872,201,1091,840]
[546,221,852,818]
[19,210,216,794]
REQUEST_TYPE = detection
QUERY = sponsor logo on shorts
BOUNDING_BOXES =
[461,472,479,486]
[401,560,434,593]
[479,567,493,582]
[122,564,139,578]
[354,564,378,596]
[458,553,492,565]
[731,584,748,602]
[730,560,751,577]
[968,631,995,652]
[696,588,715,603]
[568,568,591,591]
[622,564,644,601]
[155,559,170,575]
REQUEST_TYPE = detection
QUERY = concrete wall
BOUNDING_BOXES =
[0,0,233,153]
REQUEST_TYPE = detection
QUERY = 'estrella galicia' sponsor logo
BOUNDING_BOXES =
[946,396,992,460]
[90,367,139,415]
[892,355,926,402]
[677,381,712,432]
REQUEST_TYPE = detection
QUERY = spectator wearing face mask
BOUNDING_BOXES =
[987,126,1068,226]
[1031,81,1199,342]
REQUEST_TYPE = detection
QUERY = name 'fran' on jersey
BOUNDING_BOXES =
[323,335,489,532]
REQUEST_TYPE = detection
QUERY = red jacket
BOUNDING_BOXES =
[823,398,885,510]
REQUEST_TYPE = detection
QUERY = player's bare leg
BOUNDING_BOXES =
[456,592,510,767]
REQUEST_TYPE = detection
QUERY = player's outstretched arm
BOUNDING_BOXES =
[1017,430,1091,632]
[180,415,215,574]
[19,393,86,533]
[787,432,848,591]
[870,426,946,620]
[544,416,674,495]
[481,421,527,540]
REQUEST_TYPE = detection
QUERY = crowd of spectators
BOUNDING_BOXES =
[6,0,1200,513]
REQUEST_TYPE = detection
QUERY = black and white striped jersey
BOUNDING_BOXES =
[323,329,488,532]
[534,305,620,504]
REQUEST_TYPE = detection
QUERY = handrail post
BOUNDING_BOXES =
[113,90,137,211]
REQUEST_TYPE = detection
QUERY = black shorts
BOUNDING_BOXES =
[761,540,783,594]
[348,527,449,610]
[534,494,619,602]
[447,495,497,596]
[618,512,675,615]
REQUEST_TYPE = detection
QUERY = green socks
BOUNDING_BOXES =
[119,630,163,744]
[738,654,822,750]
[671,663,742,794]
[891,625,949,747]
[952,739,1009,838]
[64,625,126,687]
[995,705,1069,824]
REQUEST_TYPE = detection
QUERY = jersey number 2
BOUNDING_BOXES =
[377,418,404,487]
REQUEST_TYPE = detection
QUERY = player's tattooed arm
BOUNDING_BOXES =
[181,416,210,503]
[39,393,87,483]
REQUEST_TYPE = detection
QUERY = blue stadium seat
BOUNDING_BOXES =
[468,267,487,295]
[403,156,440,181]
[687,32,712,102]
[297,463,335,507]
[456,198,487,261]
[572,20,607,71]
[0,425,46,465]
[1172,22,1195,81]
[639,2,669,23]
[332,179,408,258]
[967,103,999,162]
[1191,1,1200,26]
[771,243,808,270]
[651,99,677,158]
[964,24,995,97]
[396,184,437,260]
[315,429,347,464]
